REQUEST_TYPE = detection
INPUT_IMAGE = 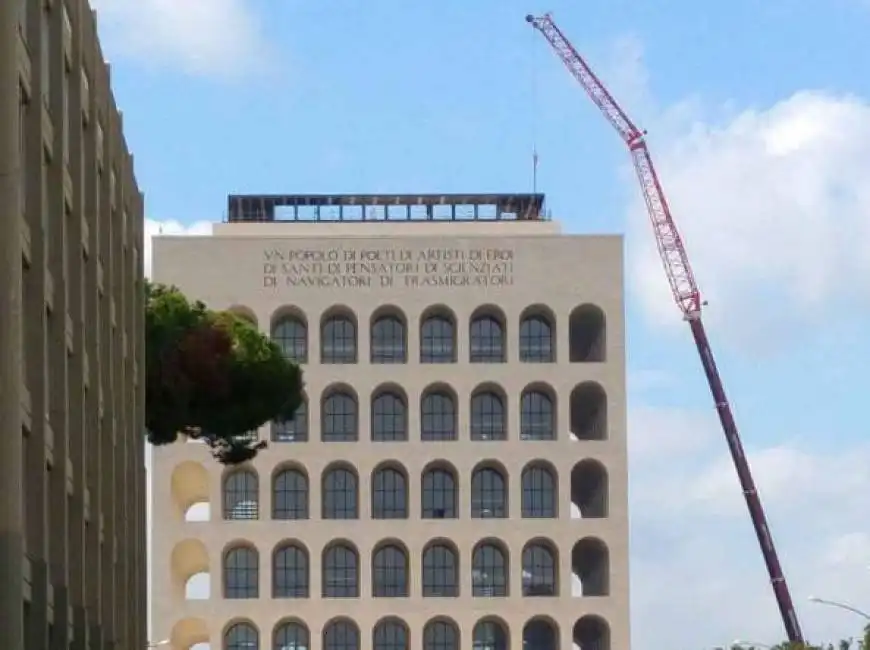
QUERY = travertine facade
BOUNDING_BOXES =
[0,1,147,649]
[150,194,629,650]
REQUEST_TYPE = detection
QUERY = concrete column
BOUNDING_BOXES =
[0,0,24,649]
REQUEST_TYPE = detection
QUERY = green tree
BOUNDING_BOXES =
[716,631,868,650]
[145,281,303,464]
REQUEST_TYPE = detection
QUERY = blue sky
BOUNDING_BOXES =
[90,0,870,647]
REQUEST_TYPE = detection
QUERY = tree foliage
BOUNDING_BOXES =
[715,626,870,650]
[145,281,303,464]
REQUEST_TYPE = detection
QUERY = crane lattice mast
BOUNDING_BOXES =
[525,13,804,644]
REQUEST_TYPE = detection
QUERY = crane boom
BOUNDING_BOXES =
[526,13,805,645]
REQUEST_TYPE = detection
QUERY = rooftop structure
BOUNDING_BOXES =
[226,192,548,223]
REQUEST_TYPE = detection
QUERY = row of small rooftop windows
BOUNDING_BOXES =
[265,382,607,443]
[216,536,609,600]
[240,304,607,364]
[218,459,608,521]
[218,614,611,650]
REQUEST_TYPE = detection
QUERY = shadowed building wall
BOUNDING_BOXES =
[0,0,147,648]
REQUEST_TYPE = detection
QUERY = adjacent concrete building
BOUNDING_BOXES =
[0,0,147,648]
[150,193,630,650]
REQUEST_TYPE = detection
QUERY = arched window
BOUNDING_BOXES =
[371,315,406,363]
[371,392,407,441]
[522,543,557,596]
[273,544,309,598]
[322,544,359,598]
[472,543,508,597]
[470,391,506,440]
[472,620,508,650]
[421,391,456,441]
[322,391,358,442]
[272,399,308,442]
[373,619,408,650]
[422,544,459,597]
[471,467,507,518]
[273,315,308,363]
[322,466,358,519]
[372,466,408,519]
[420,314,455,363]
[372,544,409,597]
[323,620,360,650]
[272,468,308,520]
[423,620,459,650]
[521,390,555,441]
[321,314,357,364]
[522,464,557,518]
[470,314,505,363]
[523,620,558,650]
[519,314,554,362]
[225,622,259,650]
[421,467,457,519]
[274,621,308,650]
[224,546,259,599]
[223,469,259,520]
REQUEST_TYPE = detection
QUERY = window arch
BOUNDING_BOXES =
[470,310,506,363]
[225,622,259,650]
[274,621,309,650]
[569,304,606,362]
[322,543,359,598]
[521,388,556,441]
[372,543,409,597]
[372,465,408,519]
[272,467,308,520]
[471,466,507,518]
[223,469,259,520]
[523,619,558,650]
[323,619,360,650]
[422,543,459,597]
[522,542,558,596]
[420,311,456,363]
[470,390,506,440]
[520,312,554,362]
[272,543,309,598]
[371,390,407,441]
[224,546,259,599]
[373,619,409,650]
[421,389,456,441]
[473,619,509,650]
[472,542,508,597]
[371,312,407,363]
[421,465,457,519]
[272,314,308,363]
[321,312,357,364]
[322,390,358,442]
[272,398,308,442]
[423,619,459,650]
[522,463,557,518]
[322,465,358,519]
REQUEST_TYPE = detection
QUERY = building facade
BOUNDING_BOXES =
[150,193,629,650]
[0,1,147,649]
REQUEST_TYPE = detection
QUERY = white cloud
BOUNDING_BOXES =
[623,87,870,343]
[630,406,870,649]
[144,218,212,278]
[88,0,270,78]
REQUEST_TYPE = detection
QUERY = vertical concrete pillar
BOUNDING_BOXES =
[0,0,24,648]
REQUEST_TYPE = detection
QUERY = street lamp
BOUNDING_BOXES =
[808,596,870,621]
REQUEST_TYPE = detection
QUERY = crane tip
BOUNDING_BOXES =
[525,14,535,23]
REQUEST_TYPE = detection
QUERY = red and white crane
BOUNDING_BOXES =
[525,13,805,645]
